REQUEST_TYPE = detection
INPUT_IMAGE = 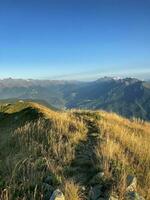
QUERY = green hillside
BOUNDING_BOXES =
[0,102,150,199]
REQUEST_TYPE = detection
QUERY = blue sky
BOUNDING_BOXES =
[0,0,150,80]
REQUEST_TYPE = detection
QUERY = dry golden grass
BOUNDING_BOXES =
[95,110,150,199]
[63,180,83,200]
[0,103,88,200]
[1,103,150,199]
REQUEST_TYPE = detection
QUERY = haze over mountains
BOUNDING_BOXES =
[0,77,150,120]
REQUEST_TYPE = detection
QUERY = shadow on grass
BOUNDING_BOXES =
[0,107,41,128]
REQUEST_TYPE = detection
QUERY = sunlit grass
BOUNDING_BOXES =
[0,103,150,199]
[95,111,150,198]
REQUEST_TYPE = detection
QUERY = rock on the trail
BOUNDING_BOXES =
[50,189,65,200]
[126,175,137,192]
[125,191,145,200]
[125,175,145,200]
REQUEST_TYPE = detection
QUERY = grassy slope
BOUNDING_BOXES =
[0,102,150,199]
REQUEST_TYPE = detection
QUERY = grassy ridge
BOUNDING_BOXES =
[0,102,150,199]
[96,112,150,198]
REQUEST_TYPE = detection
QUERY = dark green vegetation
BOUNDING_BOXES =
[0,102,150,199]
[0,77,150,120]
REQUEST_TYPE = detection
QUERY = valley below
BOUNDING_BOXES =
[0,77,150,121]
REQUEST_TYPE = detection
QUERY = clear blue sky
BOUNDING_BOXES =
[0,0,150,80]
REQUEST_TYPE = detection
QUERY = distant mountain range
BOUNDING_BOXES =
[0,77,150,120]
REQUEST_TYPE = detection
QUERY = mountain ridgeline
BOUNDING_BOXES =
[0,77,150,120]
[0,102,150,199]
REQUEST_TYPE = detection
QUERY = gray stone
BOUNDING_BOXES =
[81,186,86,191]
[50,189,65,200]
[125,192,145,200]
[126,175,137,192]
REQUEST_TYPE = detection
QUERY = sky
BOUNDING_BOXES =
[0,0,150,80]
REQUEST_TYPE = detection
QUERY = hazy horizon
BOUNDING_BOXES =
[0,72,149,81]
[0,67,150,81]
[0,0,150,80]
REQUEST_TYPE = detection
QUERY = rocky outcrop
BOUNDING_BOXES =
[125,191,145,200]
[88,171,113,200]
[50,189,65,200]
[126,175,137,192]
[88,174,145,200]
[125,175,145,200]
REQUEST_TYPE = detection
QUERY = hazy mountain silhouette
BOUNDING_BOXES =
[0,77,150,120]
